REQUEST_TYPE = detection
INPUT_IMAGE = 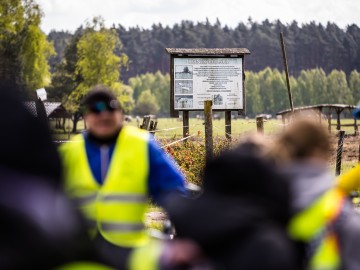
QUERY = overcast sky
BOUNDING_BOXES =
[37,0,360,34]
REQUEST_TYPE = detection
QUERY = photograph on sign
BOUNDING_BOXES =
[175,65,193,79]
[173,57,243,110]
[175,95,193,109]
[175,80,193,94]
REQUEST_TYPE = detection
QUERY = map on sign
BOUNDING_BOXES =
[173,57,243,110]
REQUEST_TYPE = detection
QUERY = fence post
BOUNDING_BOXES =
[140,116,151,130]
[335,130,346,176]
[66,117,71,140]
[149,120,157,137]
[336,108,342,131]
[183,111,189,141]
[355,117,358,136]
[204,100,213,162]
[256,116,264,134]
[225,111,231,141]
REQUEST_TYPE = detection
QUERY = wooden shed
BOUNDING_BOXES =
[276,104,358,134]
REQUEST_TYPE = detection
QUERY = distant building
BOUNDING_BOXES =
[23,101,70,119]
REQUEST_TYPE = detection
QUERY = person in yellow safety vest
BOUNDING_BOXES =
[336,105,360,202]
[337,164,360,196]
[268,117,360,270]
[59,85,187,270]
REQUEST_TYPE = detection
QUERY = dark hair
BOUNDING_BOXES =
[82,85,122,111]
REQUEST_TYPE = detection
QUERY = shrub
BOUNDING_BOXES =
[161,136,232,186]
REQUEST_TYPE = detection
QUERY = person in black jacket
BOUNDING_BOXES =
[162,135,298,270]
[0,81,110,270]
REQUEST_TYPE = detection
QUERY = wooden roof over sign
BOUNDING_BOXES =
[276,104,357,116]
[165,48,251,55]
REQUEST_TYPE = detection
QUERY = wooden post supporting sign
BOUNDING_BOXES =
[204,100,214,162]
[335,130,346,176]
[256,116,264,134]
[183,111,189,140]
[225,111,232,140]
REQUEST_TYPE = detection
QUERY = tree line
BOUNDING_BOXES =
[49,18,360,82]
[110,68,360,118]
[2,1,360,133]
[245,68,360,117]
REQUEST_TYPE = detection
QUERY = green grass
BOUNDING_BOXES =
[50,116,360,140]
[50,117,285,142]
[327,118,359,135]
[135,117,284,141]
[52,116,359,141]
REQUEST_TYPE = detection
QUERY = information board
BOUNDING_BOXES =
[173,57,243,110]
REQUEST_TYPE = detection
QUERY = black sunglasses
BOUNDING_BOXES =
[87,101,116,114]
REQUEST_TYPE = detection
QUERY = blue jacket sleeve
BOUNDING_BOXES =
[147,137,187,206]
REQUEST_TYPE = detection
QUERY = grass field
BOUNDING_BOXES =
[150,118,283,139]
[51,117,282,141]
[50,116,360,229]
[50,116,360,174]
[51,117,359,139]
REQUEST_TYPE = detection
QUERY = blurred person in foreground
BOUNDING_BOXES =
[337,107,360,195]
[268,117,360,270]
[0,81,112,269]
[337,165,360,196]
[161,134,298,270]
[59,84,187,269]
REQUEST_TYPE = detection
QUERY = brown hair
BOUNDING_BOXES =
[269,117,330,162]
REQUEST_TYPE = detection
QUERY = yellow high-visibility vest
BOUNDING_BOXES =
[54,261,115,270]
[59,125,150,248]
[128,239,163,270]
[337,164,360,194]
[288,188,346,270]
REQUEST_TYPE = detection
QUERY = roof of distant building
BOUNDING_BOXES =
[23,101,70,118]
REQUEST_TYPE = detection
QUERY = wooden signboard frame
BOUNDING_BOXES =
[165,48,250,139]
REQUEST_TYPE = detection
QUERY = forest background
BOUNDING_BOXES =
[2,0,360,129]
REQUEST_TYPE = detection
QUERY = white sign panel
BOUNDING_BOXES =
[173,58,243,110]
[36,88,47,101]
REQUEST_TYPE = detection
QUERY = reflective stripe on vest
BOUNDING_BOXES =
[101,194,148,203]
[101,222,144,231]
[288,188,345,270]
[73,193,148,206]
[60,125,150,248]
[72,193,98,206]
